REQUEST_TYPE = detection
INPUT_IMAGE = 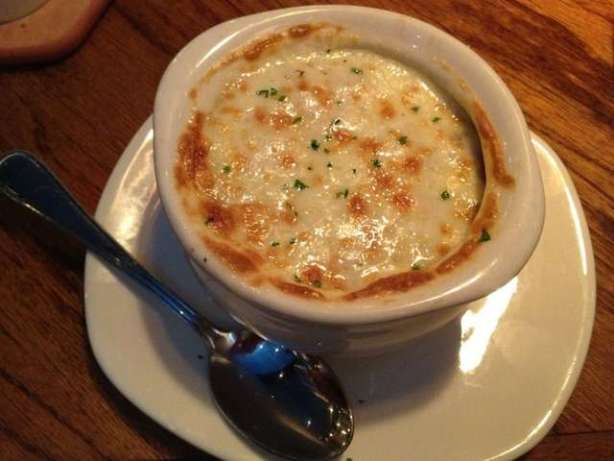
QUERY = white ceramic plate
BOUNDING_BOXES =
[84,117,595,461]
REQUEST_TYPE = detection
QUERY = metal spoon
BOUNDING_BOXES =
[0,151,353,461]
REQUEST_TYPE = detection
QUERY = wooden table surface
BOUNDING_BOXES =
[1,1,612,460]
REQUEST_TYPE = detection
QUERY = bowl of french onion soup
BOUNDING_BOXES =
[154,6,544,355]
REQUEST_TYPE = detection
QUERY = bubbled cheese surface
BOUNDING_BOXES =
[176,26,485,297]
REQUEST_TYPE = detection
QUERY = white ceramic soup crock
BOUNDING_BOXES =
[154,6,544,355]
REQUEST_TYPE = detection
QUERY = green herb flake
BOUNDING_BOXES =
[372,158,382,168]
[222,165,231,174]
[411,262,421,271]
[350,67,363,74]
[257,87,280,98]
[289,237,297,245]
[326,48,332,54]
[411,105,420,112]
[312,280,322,288]
[292,116,302,124]
[271,241,280,247]
[293,179,309,190]
[479,229,491,243]
[334,118,342,125]
[278,95,287,102]
[327,162,333,168]
[336,188,349,199]
[323,147,330,154]
[352,168,357,174]
[310,139,320,151]
[336,100,343,105]
[440,190,451,200]
[293,274,302,283]
[432,116,441,123]
[398,135,408,145]
[325,134,332,142]
[297,70,305,77]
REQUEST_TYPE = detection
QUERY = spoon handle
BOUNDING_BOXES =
[0,151,217,342]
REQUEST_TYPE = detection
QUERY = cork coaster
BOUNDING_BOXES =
[0,0,110,66]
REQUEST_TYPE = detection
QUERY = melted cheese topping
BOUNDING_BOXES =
[176,25,487,299]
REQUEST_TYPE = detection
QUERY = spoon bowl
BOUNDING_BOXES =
[211,330,353,460]
[0,151,353,461]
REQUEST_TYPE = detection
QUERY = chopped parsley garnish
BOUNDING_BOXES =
[334,118,342,125]
[222,165,231,174]
[293,274,302,283]
[325,134,332,141]
[372,158,382,168]
[350,67,363,74]
[278,95,287,102]
[398,135,408,145]
[312,280,322,288]
[297,70,305,77]
[327,162,333,168]
[411,262,421,271]
[289,237,297,245]
[432,116,441,123]
[411,105,420,112]
[352,168,357,174]
[271,241,280,247]
[440,190,451,200]
[326,48,332,53]
[292,116,302,124]
[256,87,279,98]
[479,229,491,242]
[336,188,349,199]
[336,100,342,105]
[310,139,320,150]
[293,179,309,190]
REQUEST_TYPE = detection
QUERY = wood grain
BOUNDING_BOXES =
[0,1,612,459]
